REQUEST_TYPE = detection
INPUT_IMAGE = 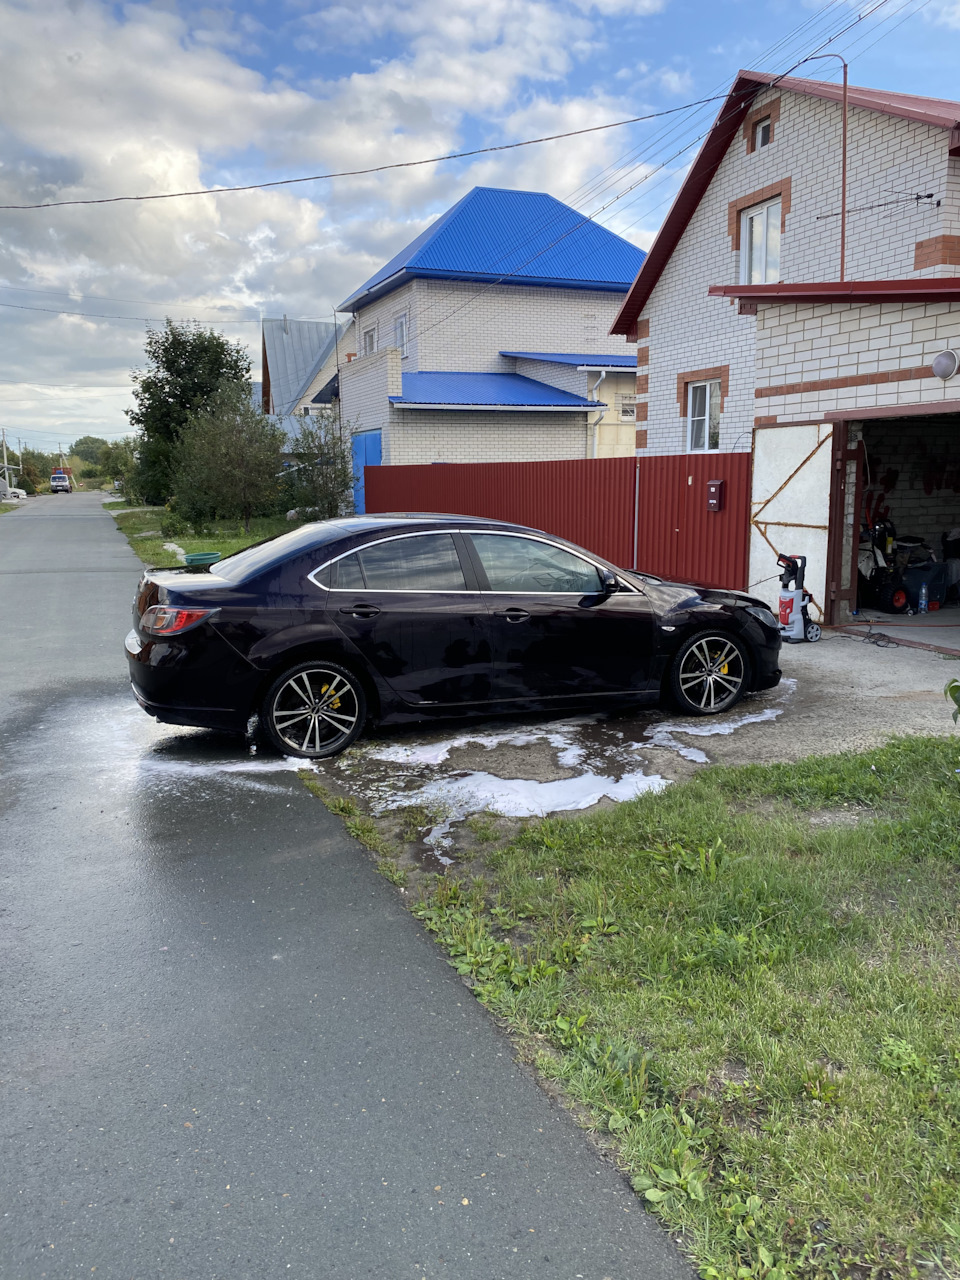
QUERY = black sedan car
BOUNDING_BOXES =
[125,514,781,758]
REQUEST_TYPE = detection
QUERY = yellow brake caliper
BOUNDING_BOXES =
[321,682,341,710]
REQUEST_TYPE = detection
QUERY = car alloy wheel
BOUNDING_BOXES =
[262,661,366,758]
[671,632,748,715]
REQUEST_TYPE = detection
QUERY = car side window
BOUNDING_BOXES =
[470,534,603,594]
[346,533,468,591]
[335,553,365,589]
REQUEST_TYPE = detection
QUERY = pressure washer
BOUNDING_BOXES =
[777,554,822,643]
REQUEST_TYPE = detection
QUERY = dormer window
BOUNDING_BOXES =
[754,117,771,149]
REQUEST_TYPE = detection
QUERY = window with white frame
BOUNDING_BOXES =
[362,327,376,356]
[688,380,721,452]
[754,117,771,149]
[740,197,781,284]
[394,313,408,357]
[617,393,636,422]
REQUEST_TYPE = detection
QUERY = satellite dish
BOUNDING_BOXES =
[932,349,959,380]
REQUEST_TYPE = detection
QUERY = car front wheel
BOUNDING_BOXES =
[668,631,749,716]
[261,661,367,758]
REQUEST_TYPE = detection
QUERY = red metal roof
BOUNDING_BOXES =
[708,279,960,305]
[610,71,960,337]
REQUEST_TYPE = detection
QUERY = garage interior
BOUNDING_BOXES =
[851,411,960,648]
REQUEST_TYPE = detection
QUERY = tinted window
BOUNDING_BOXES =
[336,553,366,589]
[217,522,348,583]
[354,534,467,591]
[471,534,602,594]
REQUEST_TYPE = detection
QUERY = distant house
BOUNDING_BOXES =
[337,186,645,506]
[610,69,960,622]
[261,315,355,426]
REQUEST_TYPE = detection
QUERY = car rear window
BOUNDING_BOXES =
[216,522,349,583]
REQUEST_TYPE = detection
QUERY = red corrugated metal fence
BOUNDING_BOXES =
[364,453,751,590]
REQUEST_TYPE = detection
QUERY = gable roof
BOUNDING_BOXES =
[262,318,340,415]
[387,371,605,411]
[339,187,646,312]
[610,71,960,337]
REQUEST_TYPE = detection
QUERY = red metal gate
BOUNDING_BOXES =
[363,454,751,590]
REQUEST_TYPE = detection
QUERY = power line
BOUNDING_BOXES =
[0,282,261,316]
[0,300,260,324]
[0,99,734,212]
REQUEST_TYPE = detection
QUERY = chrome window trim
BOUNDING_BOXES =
[306,527,637,595]
[307,530,475,594]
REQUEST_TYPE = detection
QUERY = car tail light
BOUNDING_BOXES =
[140,605,218,636]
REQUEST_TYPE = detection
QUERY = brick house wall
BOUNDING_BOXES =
[635,85,959,456]
[340,278,637,463]
[387,411,591,465]
[754,299,960,420]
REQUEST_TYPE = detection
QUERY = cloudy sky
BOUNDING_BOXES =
[1,0,958,454]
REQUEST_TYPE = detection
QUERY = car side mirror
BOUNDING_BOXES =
[600,568,619,595]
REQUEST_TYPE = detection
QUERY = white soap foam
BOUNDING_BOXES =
[374,768,668,848]
[364,720,593,769]
[643,707,784,763]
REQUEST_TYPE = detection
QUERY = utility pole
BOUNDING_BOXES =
[1,428,8,490]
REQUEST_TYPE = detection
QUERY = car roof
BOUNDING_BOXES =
[329,512,541,534]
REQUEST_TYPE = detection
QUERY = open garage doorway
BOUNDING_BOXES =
[851,412,960,646]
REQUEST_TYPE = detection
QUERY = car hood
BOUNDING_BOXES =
[621,570,772,615]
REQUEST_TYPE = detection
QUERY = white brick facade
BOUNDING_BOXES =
[635,85,960,453]
[339,276,637,466]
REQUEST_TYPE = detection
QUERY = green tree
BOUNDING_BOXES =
[98,438,137,487]
[173,381,286,532]
[127,319,251,505]
[69,435,109,465]
[282,411,354,519]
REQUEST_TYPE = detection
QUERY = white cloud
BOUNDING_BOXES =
[0,0,665,446]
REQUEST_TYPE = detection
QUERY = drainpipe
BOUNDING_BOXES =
[589,370,606,458]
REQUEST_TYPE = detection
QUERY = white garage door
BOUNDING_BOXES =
[749,423,834,621]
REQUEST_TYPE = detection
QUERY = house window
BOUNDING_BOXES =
[740,198,781,284]
[362,327,376,356]
[394,313,408,358]
[688,380,721,452]
[618,394,636,422]
[754,117,771,149]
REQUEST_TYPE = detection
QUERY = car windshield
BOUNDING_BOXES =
[216,522,350,583]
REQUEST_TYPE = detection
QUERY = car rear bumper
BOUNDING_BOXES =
[126,628,255,732]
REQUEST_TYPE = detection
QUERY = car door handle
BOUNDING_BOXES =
[339,604,380,618]
[493,608,530,623]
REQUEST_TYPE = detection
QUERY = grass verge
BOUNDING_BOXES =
[0,502,21,515]
[112,509,304,568]
[401,736,960,1279]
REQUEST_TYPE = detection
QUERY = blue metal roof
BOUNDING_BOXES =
[388,371,605,410]
[501,351,637,368]
[339,187,646,311]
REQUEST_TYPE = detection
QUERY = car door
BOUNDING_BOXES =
[463,531,659,701]
[325,530,494,705]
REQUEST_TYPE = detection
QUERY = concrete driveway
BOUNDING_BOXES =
[311,628,956,858]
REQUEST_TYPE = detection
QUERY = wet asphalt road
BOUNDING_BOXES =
[0,495,690,1280]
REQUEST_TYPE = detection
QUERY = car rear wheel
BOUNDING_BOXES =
[262,661,366,758]
[669,632,749,716]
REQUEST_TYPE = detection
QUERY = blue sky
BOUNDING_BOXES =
[0,0,958,452]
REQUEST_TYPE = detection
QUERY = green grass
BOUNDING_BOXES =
[0,502,21,515]
[112,509,304,567]
[412,736,960,1279]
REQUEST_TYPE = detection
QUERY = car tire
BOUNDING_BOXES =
[261,660,367,758]
[668,631,750,716]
